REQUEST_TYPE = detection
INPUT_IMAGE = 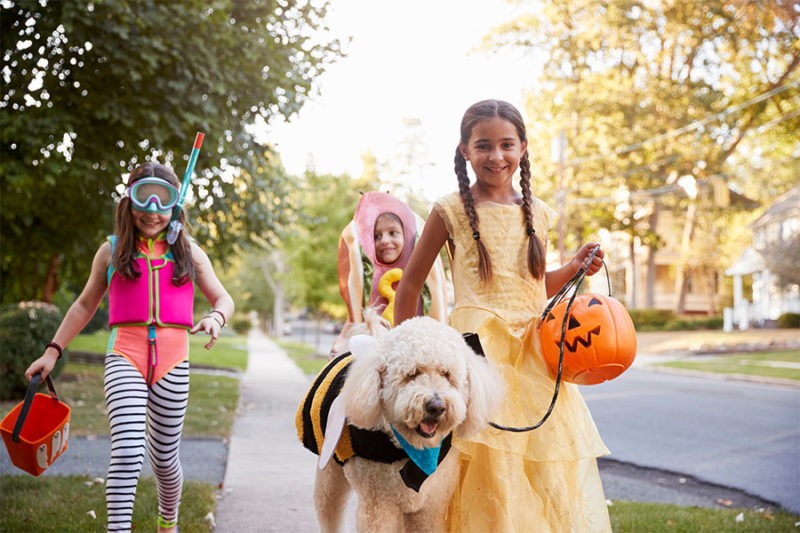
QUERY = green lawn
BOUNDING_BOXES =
[275,337,328,375]
[608,500,798,532]
[67,329,249,370]
[659,350,800,381]
[0,475,216,532]
[1,475,796,532]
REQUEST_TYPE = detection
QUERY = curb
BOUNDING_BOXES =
[638,363,800,389]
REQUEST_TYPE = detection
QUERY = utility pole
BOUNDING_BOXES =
[552,130,567,264]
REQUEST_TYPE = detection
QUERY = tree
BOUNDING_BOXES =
[483,0,798,311]
[765,236,800,291]
[1,0,342,303]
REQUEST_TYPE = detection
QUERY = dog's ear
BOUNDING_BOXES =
[341,335,385,429]
[459,346,504,437]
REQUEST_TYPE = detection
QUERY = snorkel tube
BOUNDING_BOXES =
[167,132,205,245]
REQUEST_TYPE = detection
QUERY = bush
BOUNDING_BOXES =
[777,312,800,329]
[663,317,724,331]
[628,309,676,331]
[0,302,67,401]
[230,314,251,334]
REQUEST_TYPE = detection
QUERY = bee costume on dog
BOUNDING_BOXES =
[296,352,452,492]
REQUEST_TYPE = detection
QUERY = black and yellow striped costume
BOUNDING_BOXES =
[296,352,452,492]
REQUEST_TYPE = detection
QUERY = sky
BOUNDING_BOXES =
[265,0,546,202]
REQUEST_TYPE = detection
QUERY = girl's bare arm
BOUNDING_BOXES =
[394,208,449,326]
[25,242,111,380]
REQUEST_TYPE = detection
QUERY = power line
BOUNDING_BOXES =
[568,79,799,166]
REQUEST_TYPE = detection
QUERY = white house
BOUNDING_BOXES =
[724,185,800,330]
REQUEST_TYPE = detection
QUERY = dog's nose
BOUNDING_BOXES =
[425,396,445,418]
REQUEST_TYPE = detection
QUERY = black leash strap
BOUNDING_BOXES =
[12,372,60,443]
[489,247,606,433]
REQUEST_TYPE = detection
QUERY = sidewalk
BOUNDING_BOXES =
[213,328,325,532]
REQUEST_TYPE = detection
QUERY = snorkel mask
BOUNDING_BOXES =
[128,177,180,215]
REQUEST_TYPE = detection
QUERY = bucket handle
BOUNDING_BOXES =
[12,372,60,443]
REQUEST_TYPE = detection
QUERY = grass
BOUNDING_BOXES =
[275,337,328,375]
[660,350,800,381]
[0,362,240,438]
[0,475,216,532]
[68,329,249,371]
[1,475,797,533]
[608,500,799,532]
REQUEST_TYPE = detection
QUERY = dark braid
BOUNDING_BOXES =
[455,147,492,283]
[519,152,546,279]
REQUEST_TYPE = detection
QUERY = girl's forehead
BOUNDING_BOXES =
[375,215,403,231]
[468,116,519,142]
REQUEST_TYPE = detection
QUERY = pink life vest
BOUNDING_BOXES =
[107,235,194,328]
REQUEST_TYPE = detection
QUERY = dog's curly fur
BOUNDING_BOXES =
[315,316,503,533]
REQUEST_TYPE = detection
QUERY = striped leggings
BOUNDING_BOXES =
[104,354,189,532]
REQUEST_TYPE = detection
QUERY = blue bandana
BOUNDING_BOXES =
[390,424,442,476]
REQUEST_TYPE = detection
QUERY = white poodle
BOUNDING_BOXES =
[306,316,503,533]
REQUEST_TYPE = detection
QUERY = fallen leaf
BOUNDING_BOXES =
[205,511,216,529]
[717,499,733,507]
[735,512,744,523]
[666,520,675,526]
[605,499,614,506]
[87,510,97,519]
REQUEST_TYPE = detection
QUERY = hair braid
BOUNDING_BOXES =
[519,152,546,279]
[454,147,492,283]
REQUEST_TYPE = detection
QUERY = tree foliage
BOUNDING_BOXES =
[484,0,799,310]
[1,0,342,303]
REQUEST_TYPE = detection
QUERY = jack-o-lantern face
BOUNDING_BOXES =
[538,293,636,385]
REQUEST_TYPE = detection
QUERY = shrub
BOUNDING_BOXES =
[777,312,800,329]
[628,309,676,331]
[0,302,67,401]
[230,314,251,334]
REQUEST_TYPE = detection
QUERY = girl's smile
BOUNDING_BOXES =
[132,209,170,239]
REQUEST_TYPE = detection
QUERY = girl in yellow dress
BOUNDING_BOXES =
[394,99,612,532]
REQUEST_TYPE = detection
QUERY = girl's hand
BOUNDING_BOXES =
[190,315,223,349]
[572,242,605,276]
[25,352,59,382]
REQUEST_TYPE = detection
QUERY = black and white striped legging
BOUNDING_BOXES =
[104,354,189,532]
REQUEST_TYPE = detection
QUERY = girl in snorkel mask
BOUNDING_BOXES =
[25,161,234,533]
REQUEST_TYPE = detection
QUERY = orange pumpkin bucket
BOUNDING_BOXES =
[539,293,636,385]
[1,373,70,476]
[538,249,636,386]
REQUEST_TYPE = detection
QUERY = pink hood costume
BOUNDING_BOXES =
[337,192,447,325]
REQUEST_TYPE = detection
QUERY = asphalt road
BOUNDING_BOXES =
[582,367,800,514]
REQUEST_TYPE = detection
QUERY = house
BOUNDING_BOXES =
[724,185,800,330]
[591,177,757,315]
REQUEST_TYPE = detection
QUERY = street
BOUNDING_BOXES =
[582,368,800,514]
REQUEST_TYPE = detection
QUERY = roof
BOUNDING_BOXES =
[725,246,765,276]
[750,185,800,230]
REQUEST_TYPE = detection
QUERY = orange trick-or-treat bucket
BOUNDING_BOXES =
[1,373,70,476]
[539,292,637,385]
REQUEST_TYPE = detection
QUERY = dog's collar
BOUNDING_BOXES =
[390,423,441,476]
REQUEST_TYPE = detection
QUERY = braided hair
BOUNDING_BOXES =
[456,99,546,283]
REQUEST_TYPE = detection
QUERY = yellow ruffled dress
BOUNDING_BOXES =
[435,192,612,533]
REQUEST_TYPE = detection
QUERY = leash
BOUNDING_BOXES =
[488,246,608,432]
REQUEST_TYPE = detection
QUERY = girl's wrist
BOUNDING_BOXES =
[45,341,63,360]
[204,311,225,327]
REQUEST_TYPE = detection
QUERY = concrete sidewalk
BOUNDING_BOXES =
[213,329,323,532]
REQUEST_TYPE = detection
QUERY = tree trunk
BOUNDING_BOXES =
[41,254,60,303]
[258,251,287,337]
[675,202,697,314]
[645,201,660,308]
